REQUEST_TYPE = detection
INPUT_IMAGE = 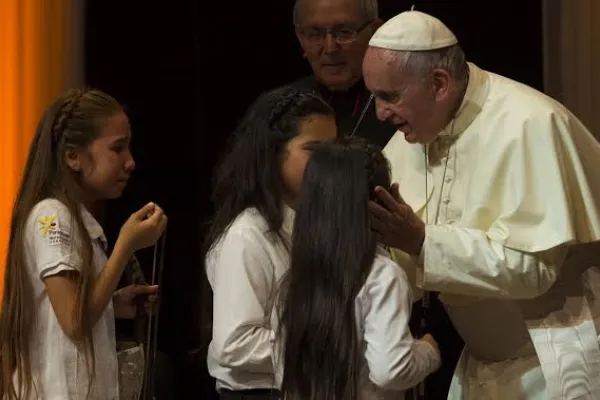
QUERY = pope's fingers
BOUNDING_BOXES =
[374,186,402,211]
[369,216,387,232]
[390,183,408,206]
[368,200,391,220]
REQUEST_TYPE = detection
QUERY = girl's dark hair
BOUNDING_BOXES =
[0,88,123,399]
[276,136,391,400]
[197,85,334,350]
[203,85,333,252]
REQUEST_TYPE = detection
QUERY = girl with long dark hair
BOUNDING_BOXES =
[204,86,337,399]
[273,138,441,400]
[0,88,167,399]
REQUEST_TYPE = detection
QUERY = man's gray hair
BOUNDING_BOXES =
[292,0,379,25]
[388,45,469,82]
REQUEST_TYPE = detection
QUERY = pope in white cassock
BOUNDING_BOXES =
[365,10,600,400]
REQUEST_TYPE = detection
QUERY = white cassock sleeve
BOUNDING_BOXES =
[414,105,600,300]
[417,225,569,299]
[209,230,274,374]
[362,257,440,390]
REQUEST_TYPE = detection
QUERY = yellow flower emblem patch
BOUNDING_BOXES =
[38,215,58,236]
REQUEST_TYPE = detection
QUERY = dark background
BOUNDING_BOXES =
[84,0,543,397]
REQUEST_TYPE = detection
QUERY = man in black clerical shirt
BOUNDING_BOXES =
[285,1,465,399]
[289,0,393,148]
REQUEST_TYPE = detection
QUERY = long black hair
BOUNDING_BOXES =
[276,137,391,400]
[196,85,334,352]
[0,89,123,399]
[203,85,333,253]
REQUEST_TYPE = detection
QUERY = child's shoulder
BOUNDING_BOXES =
[356,248,413,308]
[26,198,75,238]
[226,207,271,238]
[30,198,70,216]
[206,208,277,262]
[368,247,410,284]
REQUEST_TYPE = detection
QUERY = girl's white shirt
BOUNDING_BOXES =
[19,198,118,399]
[205,206,294,392]
[271,247,441,400]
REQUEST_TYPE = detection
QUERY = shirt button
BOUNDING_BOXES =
[442,198,450,205]
[445,176,453,183]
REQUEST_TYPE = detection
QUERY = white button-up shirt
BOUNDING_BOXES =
[22,198,118,399]
[205,206,294,391]
[271,248,441,400]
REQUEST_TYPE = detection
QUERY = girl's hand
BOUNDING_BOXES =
[117,202,168,255]
[420,333,440,353]
[113,284,159,319]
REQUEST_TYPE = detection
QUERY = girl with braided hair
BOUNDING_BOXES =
[0,88,167,399]
[203,85,336,399]
[272,137,441,400]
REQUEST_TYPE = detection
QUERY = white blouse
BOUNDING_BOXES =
[205,206,294,392]
[22,198,118,399]
[271,248,441,400]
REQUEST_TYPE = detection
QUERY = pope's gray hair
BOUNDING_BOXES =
[292,0,379,25]
[385,45,469,83]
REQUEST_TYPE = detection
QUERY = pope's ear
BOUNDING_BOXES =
[432,68,451,101]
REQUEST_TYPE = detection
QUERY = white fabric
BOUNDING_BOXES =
[271,249,441,400]
[205,206,294,392]
[369,10,458,52]
[384,63,600,399]
[20,198,118,399]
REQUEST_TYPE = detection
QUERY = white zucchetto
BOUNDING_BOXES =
[369,10,458,51]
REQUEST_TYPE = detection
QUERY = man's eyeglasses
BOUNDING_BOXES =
[297,20,373,45]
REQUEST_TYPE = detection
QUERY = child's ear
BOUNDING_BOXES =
[65,148,82,171]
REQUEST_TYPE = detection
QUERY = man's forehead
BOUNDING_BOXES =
[364,48,399,70]
[364,49,406,86]
[298,0,362,24]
